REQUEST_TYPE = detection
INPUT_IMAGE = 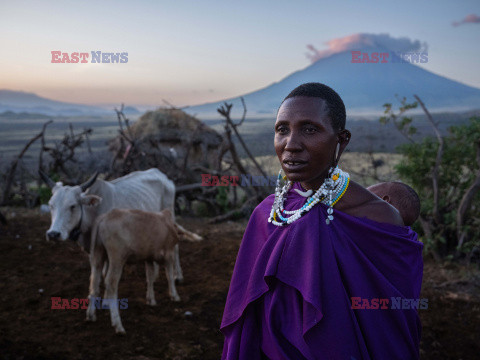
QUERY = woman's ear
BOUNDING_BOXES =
[338,129,351,144]
[335,129,351,165]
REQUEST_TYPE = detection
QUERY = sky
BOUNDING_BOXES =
[0,0,479,108]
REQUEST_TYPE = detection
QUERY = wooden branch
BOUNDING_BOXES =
[234,97,247,127]
[414,95,444,224]
[218,101,268,179]
[84,128,92,153]
[115,104,125,133]
[37,120,52,187]
[162,99,177,109]
[42,124,91,181]
[111,104,139,176]
[208,196,258,224]
[123,112,135,142]
[418,214,441,262]
[114,104,134,143]
[18,166,35,208]
[216,140,230,172]
[175,183,204,193]
[349,169,384,183]
[456,139,480,250]
[391,98,415,144]
[2,120,53,205]
[190,165,222,176]
[217,106,248,176]
[433,279,469,288]
[230,106,268,177]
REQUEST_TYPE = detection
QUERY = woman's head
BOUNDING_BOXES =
[275,83,351,190]
[281,82,347,131]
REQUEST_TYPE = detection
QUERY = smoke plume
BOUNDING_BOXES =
[306,33,428,63]
[452,14,480,27]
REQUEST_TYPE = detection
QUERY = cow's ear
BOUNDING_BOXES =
[80,194,102,207]
[52,182,63,193]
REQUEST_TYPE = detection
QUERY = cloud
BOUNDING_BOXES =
[305,33,428,63]
[452,14,480,27]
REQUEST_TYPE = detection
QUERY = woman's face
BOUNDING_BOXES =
[274,96,340,190]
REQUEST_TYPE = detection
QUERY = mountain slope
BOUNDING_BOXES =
[186,47,480,119]
[0,90,138,116]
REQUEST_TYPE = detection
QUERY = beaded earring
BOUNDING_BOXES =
[325,166,335,224]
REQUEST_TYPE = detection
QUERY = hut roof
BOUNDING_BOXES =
[131,108,222,145]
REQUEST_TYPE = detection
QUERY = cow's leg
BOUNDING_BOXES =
[145,261,157,306]
[104,259,126,334]
[86,246,105,322]
[165,251,180,301]
[174,243,184,283]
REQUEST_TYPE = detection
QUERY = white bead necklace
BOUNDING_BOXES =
[268,166,350,226]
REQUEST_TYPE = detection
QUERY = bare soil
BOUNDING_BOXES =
[0,209,479,360]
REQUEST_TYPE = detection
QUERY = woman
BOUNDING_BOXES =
[220,83,423,359]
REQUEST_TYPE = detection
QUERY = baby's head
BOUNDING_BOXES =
[367,181,420,226]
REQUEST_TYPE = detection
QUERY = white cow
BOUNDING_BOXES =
[40,168,198,305]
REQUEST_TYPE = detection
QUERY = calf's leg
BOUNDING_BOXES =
[86,246,105,322]
[102,260,108,279]
[145,261,158,306]
[173,243,184,283]
[104,259,126,334]
[165,251,180,301]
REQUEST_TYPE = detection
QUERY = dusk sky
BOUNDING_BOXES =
[1,0,479,108]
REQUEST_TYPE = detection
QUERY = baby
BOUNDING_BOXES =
[367,181,420,226]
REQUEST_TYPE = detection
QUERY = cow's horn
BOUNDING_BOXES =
[38,170,56,189]
[80,172,99,192]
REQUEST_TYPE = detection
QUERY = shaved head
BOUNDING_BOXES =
[368,181,420,226]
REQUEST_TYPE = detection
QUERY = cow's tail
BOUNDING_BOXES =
[174,223,203,242]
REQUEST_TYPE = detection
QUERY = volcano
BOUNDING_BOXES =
[186,47,480,120]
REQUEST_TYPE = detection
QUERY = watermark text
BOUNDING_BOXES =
[350,296,428,310]
[51,297,128,309]
[51,51,128,63]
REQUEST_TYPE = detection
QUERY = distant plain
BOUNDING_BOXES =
[0,109,478,173]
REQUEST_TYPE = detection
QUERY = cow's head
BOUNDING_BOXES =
[39,171,101,241]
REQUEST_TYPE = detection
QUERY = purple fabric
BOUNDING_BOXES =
[221,182,424,360]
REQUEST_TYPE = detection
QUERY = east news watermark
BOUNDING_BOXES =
[351,50,428,64]
[350,297,428,310]
[51,51,128,63]
[201,174,279,187]
[51,297,128,309]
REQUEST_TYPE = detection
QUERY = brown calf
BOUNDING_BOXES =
[86,208,195,334]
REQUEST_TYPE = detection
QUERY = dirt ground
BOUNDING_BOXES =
[0,209,479,360]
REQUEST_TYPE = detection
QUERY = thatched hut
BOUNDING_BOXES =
[109,108,223,182]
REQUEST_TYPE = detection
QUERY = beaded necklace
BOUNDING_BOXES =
[268,166,350,226]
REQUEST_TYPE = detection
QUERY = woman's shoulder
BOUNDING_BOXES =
[336,180,404,226]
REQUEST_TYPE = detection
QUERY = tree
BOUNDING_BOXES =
[381,97,480,263]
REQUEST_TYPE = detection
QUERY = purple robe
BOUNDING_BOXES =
[221,183,423,360]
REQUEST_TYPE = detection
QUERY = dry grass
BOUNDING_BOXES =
[251,152,403,187]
